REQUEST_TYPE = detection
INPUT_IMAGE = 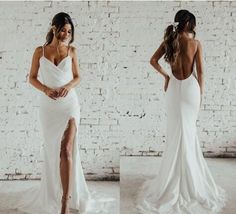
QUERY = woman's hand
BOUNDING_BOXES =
[164,75,170,92]
[44,87,59,100]
[56,85,71,97]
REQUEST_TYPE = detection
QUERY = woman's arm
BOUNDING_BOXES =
[28,47,57,100]
[150,41,169,78]
[150,41,170,92]
[195,40,204,95]
[64,46,80,89]
[28,47,47,93]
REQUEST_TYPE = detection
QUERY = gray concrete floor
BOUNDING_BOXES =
[120,156,236,214]
[0,181,119,214]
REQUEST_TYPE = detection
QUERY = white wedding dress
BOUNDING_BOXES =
[0,46,114,214]
[136,60,226,214]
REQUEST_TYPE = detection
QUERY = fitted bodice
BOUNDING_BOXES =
[39,55,73,88]
[38,46,78,106]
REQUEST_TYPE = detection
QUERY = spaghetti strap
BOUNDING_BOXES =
[192,56,198,80]
[67,45,70,57]
[42,45,45,57]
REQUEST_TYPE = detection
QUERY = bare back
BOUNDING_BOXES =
[171,36,198,80]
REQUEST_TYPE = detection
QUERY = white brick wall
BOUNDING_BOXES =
[0,1,235,180]
[0,1,120,180]
[118,1,236,157]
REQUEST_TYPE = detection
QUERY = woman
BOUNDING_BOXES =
[0,12,90,214]
[136,10,226,214]
[29,12,90,214]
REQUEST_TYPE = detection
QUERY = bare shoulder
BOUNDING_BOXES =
[34,46,43,58]
[194,39,202,49]
[160,40,165,47]
[69,45,78,59]
[190,39,200,56]
[69,45,77,53]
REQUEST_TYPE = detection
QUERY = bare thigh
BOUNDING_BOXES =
[60,118,77,158]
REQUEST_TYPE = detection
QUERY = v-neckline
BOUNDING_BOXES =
[42,55,71,68]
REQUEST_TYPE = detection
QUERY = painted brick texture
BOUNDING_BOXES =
[118,1,236,157]
[0,1,120,180]
[0,1,235,180]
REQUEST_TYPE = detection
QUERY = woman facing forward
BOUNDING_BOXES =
[29,12,90,214]
[0,12,90,214]
[136,10,226,214]
[0,12,115,214]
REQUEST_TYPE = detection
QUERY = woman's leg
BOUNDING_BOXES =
[60,118,77,214]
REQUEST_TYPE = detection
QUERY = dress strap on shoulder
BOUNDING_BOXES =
[67,45,70,57]
[42,45,45,57]
[192,56,197,80]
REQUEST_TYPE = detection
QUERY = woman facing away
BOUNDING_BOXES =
[136,10,226,214]
[0,12,114,214]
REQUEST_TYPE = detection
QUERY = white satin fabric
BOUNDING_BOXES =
[136,66,226,214]
[0,46,115,214]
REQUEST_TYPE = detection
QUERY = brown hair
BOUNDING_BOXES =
[44,12,74,47]
[163,10,196,64]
